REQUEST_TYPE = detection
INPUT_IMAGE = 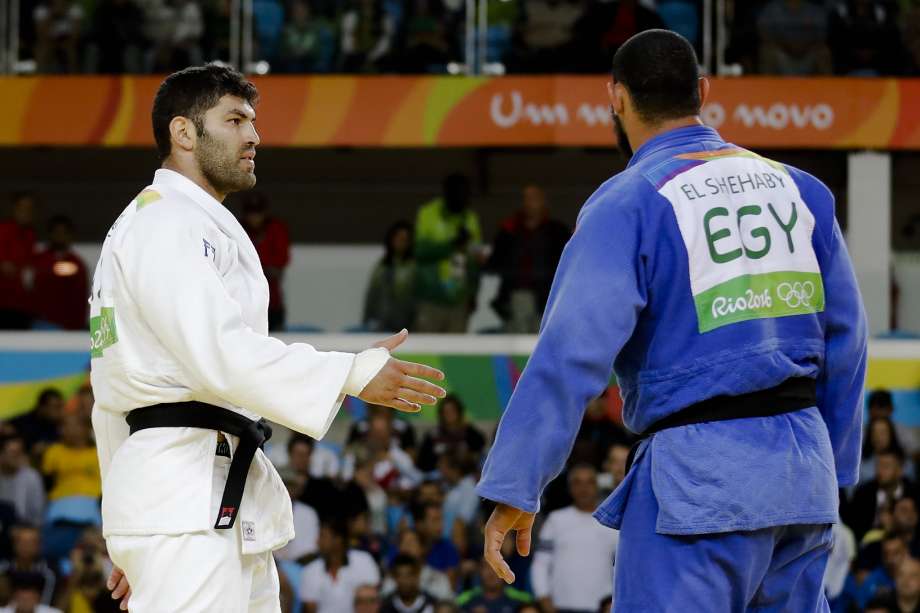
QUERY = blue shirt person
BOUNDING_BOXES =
[477,30,866,613]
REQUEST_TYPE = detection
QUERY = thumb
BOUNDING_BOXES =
[373,328,408,351]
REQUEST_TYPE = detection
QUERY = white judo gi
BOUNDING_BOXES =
[89,168,388,612]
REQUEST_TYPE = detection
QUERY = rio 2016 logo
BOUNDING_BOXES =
[776,281,815,308]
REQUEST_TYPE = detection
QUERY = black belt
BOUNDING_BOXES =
[624,376,817,474]
[126,401,273,530]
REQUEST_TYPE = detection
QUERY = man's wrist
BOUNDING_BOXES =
[342,347,390,396]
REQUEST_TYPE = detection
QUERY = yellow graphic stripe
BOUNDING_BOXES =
[0,373,88,420]
[866,359,920,390]
[103,76,135,146]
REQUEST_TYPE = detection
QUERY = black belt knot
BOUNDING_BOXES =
[623,376,817,474]
[126,401,272,530]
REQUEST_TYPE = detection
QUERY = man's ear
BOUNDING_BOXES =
[607,81,627,116]
[169,116,197,154]
[699,77,710,108]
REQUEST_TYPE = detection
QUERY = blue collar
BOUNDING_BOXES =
[626,125,725,168]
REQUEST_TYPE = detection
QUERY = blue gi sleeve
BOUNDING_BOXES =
[816,217,868,487]
[476,180,648,513]
[795,171,868,488]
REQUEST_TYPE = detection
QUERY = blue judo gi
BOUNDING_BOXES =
[476,125,868,612]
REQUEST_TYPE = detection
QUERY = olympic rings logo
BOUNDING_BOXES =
[776,281,815,308]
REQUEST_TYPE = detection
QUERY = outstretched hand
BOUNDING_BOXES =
[359,329,446,413]
[484,502,536,584]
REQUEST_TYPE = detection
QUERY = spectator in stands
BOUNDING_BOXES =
[340,0,396,72]
[350,509,388,564]
[863,417,910,484]
[829,0,902,75]
[287,434,344,520]
[0,193,37,330]
[86,0,144,73]
[41,415,100,503]
[571,0,665,73]
[417,395,485,473]
[894,497,920,555]
[0,437,45,524]
[280,0,337,72]
[0,571,61,613]
[439,451,479,535]
[531,464,619,612]
[865,593,898,613]
[456,558,532,612]
[846,449,918,541]
[381,554,437,613]
[30,216,88,331]
[343,411,423,493]
[895,557,920,613]
[10,388,63,458]
[274,468,320,563]
[348,404,418,454]
[841,532,906,610]
[286,431,341,481]
[724,0,771,74]
[54,528,119,613]
[757,0,832,75]
[400,0,450,73]
[33,0,83,73]
[486,185,569,333]
[355,583,383,613]
[300,517,381,613]
[572,391,632,469]
[597,443,630,499]
[516,0,584,72]
[146,0,205,72]
[241,192,291,331]
[382,529,454,601]
[414,502,460,582]
[0,526,57,606]
[413,174,482,333]
[363,221,417,333]
[905,1,920,75]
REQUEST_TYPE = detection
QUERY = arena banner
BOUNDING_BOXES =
[2,76,920,149]
[0,334,918,427]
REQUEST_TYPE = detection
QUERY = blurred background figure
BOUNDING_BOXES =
[0,571,62,613]
[300,518,380,613]
[32,0,83,73]
[414,174,482,333]
[364,221,417,333]
[0,437,45,524]
[0,194,37,330]
[380,554,437,613]
[241,192,291,331]
[30,216,88,331]
[486,185,569,334]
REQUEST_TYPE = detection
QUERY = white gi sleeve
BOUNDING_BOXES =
[116,208,356,439]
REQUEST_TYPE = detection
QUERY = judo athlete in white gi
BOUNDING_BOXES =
[89,64,446,612]
[478,31,867,612]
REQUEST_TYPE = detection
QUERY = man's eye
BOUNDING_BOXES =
[230,118,241,125]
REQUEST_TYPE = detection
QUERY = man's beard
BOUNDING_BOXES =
[196,128,257,195]
[611,108,633,161]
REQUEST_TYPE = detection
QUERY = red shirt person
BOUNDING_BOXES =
[240,193,291,331]
[0,193,37,329]
[31,216,88,330]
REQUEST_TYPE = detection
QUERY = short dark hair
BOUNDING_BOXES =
[879,447,906,464]
[47,215,74,233]
[287,433,314,456]
[391,553,421,572]
[36,387,62,407]
[151,64,259,162]
[439,394,466,419]
[869,390,894,410]
[611,29,701,124]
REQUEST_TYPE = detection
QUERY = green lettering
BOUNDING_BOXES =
[704,207,742,264]
[767,201,797,253]
[737,205,771,259]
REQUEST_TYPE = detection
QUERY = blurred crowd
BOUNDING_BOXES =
[0,376,915,612]
[0,382,633,613]
[16,0,920,76]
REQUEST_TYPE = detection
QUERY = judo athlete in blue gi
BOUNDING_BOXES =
[477,30,867,613]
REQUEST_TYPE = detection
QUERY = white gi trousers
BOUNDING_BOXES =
[106,453,283,613]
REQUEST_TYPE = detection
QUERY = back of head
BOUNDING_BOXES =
[611,29,701,124]
[152,64,259,162]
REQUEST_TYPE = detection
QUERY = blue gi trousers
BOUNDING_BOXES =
[613,449,834,612]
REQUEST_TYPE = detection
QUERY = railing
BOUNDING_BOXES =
[1,0,727,76]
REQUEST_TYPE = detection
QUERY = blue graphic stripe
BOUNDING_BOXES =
[0,351,89,383]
